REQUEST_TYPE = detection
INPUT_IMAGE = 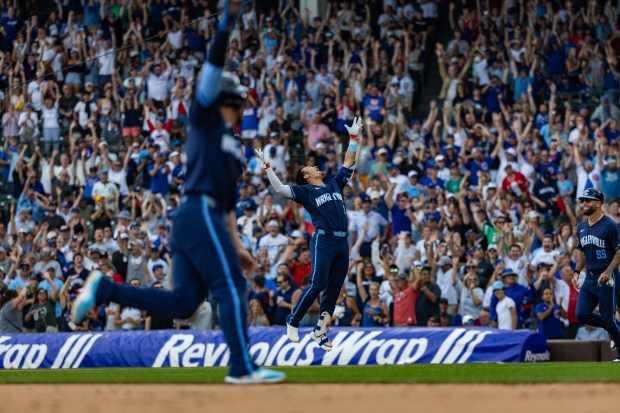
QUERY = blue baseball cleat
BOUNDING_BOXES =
[224,368,286,384]
[71,270,105,324]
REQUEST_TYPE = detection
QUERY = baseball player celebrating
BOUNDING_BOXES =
[573,188,620,361]
[255,117,363,351]
[72,0,285,384]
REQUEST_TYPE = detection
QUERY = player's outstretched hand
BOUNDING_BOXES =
[254,147,269,167]
[344,117,364,139]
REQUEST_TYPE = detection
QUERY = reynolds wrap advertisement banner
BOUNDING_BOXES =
[0,327,549,369]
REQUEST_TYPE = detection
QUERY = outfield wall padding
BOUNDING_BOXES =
[0,327,549,369]
[547,340,600,361]
[547,339,615,362]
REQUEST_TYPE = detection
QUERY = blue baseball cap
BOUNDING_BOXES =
[172,140,182,147]
[495,258,504,265]
[492,280,505,290]
[152,264,164,272]
[501,268,517,277]
[578,188,604,202]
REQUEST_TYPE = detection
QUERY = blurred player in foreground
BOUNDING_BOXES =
[72,0,285,384]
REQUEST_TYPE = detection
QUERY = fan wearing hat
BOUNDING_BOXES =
[257,220,288,266]
[574,145,602,201]
[114,210,132,237]
[8,260,34,291]
[489,268,532,329]
[384,184,415,236]
[501,163,530,200]
[263,132,287,176]
[495,145,519,183]
[368,147,390,179]
[434,255,459,315]
[368,189,389,219]
[356,196,389,258]
[554,168,574,201]
[33,243,63,277]
[419,161,445,189]
[491,280,517,330]
[413,263,442,326]
[388,271,418,326]
[14,206,35,234]
[91,167,119,212]
[531,167,561,215]
[465,147,493,186]
[148,151,171,197]
[168,151,185,194]
[145,110,173,153]
[573,188,620,361]
[384,161,402,183]
[597,151,620,198]
[469,243,494,288]
[25,270,59,332]
[434,155,450,181]
[401,169,423,201]
[236,203,258,239]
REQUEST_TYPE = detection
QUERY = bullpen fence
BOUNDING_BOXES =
[0,327,549,369]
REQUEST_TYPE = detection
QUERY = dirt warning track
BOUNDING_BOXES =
[2,383,619,413]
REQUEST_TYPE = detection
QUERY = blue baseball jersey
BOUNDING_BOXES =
[577,215,620,273]
[183,100,245,212]
[535,302,562,339]
[289,166,353,232]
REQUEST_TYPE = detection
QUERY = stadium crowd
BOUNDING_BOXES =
[0,0,618,342]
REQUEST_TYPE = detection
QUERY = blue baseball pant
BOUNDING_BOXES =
[287,231,349,328]
[576,271,620,352]
[96,194,256,377]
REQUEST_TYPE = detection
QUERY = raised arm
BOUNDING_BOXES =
[341,117,363,169]
[255,147,294,199]
[195,0,241,109]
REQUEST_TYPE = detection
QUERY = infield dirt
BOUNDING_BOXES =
[2,383,619,413]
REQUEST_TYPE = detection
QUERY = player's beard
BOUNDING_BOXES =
[582,204,597,216]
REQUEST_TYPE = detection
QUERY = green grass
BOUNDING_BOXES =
[0,363,619,384]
